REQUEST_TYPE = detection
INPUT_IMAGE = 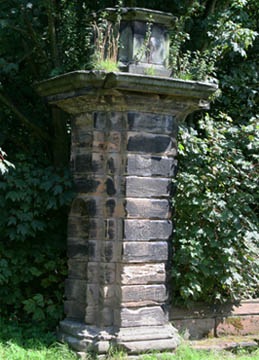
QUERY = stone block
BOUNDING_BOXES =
[72,129,93,148]
[105,177,117,196]
[117,324,178,342]
[127,112,177,135]
[126,176,171,197]
[119,339,179,353]
[127,133,172,153]
[74,113,94,130]
[105,241,123,262]
[88,240,99,261]
[68,217,104,241]
[86,284,119,307]
[72,152,105,175]
[73,175,123,196]
[87,262,116,284]
[121,285,167,304]
[65,279,87,303]
[88,240,122,262]
[67,244,88,259]
[124,220,172,240]
[64,300,85,320]
[93,112,107,130]
[105,198,125,218]
[85,306,115,327]
[216,315,259,336]
[120,306,168,327]
[123,241,168,262]
[106,154,122,175]
[107,132,121,152]
[109,112,127,130]
[105,219,116,240]
[70,196,102,218]
[68,260,87,279]
[73,176,101,193]
[172,318,215,340]
[92,131,105,152]
[126,198,170,219]
[94,111,127,130]
[73,153,94,173]
[121,263,166,285]
[127,154,177,176]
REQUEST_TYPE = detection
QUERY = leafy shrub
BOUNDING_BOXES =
[0,158,74,327]
[172,115,259,304]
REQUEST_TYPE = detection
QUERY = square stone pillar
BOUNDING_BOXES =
[37,71,217,354]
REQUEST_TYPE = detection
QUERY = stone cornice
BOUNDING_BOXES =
[36,70,217,101]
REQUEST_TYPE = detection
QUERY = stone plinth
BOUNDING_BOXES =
[107,7,175,76]
[37,71,217,354]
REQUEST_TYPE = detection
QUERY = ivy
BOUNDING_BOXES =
[172,115,259,305]
[0,158,74,327]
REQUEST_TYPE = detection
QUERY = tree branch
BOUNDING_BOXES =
[46,0,60,68]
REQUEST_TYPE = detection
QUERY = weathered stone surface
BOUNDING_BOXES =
[127,154,177,176]
[123,241,168,262]
[216,315,259,336]
[126,176,171,197]
[121,263,166,284]
[117,324,178,341]
[87,284,120,306]
[65,279,87,303]
[70,196,105,219]
[124,219,172,240]
[87,262,116,284]
[74,113,94,131]
[94,111,127,130]
[127,112,177,135]
[172,318,215,340]
[68,260,87,279]
[85,306,115,327]
[121,285,167,303]
[72,151,105,174]
[105,198,125,217]
[127,133,172,153]
[73,176,101,193]
[37,37,217,354]
[67,244,88,259]
[64,301,85,320]
[88,240,122,262]
[126,198,170,219]
[119,339,179,353]
[120,306,168,327]
[68,217,106,242]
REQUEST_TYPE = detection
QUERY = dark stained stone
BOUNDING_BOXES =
[106,178,116,196]
[127,134,171,153]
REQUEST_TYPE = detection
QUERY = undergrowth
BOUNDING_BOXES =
[0,322,258,360]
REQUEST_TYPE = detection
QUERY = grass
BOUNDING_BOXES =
[142,345,259,360]
[0,321,258,359]
[0,321,77,360]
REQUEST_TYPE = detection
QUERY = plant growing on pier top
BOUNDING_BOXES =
[91,2,123,71]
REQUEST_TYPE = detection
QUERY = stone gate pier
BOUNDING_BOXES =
[37,8,217,355]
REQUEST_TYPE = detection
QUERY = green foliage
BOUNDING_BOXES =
[0,321,77,360]
[172,115,259,304]
[171,0,258,306]
[90,6,121,71]
[0,159,74,327]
